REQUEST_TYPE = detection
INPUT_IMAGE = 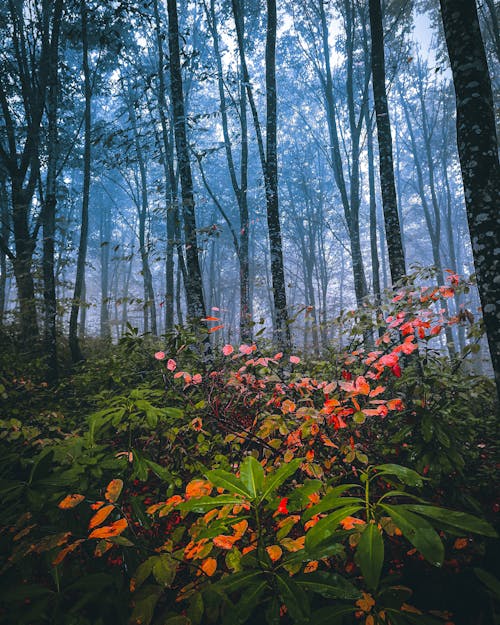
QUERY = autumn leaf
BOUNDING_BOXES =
[58,494,85,509]
[202,316,220,321]
[266,545,283,562]
[356,592,375,612]
[208,324,224,333]
[185,479,213,499]
[454,537,468,550]
[201,557,217,576]
[52,539,85,566]
[94,539,114,557]
[88,518,127,539]
[89,504,114,529]
[340,516,366,530]
[213,535,238,549]
[105,479,123,503]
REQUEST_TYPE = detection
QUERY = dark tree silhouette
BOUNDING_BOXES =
[369,0,406,285]
[440,0,500,397]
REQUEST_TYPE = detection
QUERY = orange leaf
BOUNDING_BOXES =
[266,545,283,562]
[52,539,85,566]
[105,479,123,503]
[89,504,115,529]
[213,535,237,550]
[202,316,220,321]
[453,537,468,550]
[281,399,296,414]
[304,560,319,573]
[58,494,85,509]
[340,516,366,530]
[201,557,217,576]
[232,519,248,539]
[186,479,213,499]
[208,324,224,333]
[88,518,127,539]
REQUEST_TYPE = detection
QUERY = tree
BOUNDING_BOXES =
[232,0,290,349]
[167,0,206,322]
[69,0,91,362]
[0,0,63,346]
[368,0,406,285]
[439,0,500,397]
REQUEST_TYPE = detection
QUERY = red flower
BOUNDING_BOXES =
[341,370,352,381]
[277,497,289,514]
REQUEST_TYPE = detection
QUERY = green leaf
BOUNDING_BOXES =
[129,584,162,625]
[152,554,177,587]
[213,570,265,593]
[177,495,245,514]
[260,458,303,503]
[206,469,253,498]
[164,407,184,419]
[305,505,363,550]
[310,605,356,625]
[474,568,500,599]
[302,484,361,521]
[375,464,424,487]
[354,523,384,591]
[132,557,155,591]
[295,571,361,600]
[402,505,498,537]
[276,573,310,624]
[230,581,267,624]
[379,504,444,566]
[239,456,264,499]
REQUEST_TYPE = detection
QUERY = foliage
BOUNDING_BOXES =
[0,273,498,625]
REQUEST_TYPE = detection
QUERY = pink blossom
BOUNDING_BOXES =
[222,344,234,356]
[167,359,177,371]
[192,373,202,385]
[154,351,166,361]
[289,355,301,364]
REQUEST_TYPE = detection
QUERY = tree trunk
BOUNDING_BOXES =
[0,177,9,324]
[69,0,91,363]
[100,204,111,341]
[368,0,406,284]
[167,0,206,321]
[440,0,500,398]
[42,0,63,381]
[264,0,290,349]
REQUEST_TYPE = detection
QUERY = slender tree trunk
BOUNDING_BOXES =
[366,108,381,303]
[0,177,9,324]
[69,0,91,363]
[167,0,206,321]
[440,0,500,398]
[369,0,406,284]
[264,0,290,349]
[42,0,63,381]
[100,206,111,340]
[153,0,175,332]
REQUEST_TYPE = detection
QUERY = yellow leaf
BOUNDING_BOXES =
[105,479,123,503]
[58,494,85,509]
[280,536,305,552]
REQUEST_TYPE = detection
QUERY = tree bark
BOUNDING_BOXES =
[167,0,206,321]
[42,0,63,382]
[369,0,406,284]
[69,0,91,363]
[440,0,500,398]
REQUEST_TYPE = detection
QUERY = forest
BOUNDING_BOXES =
[0,0,499,623]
